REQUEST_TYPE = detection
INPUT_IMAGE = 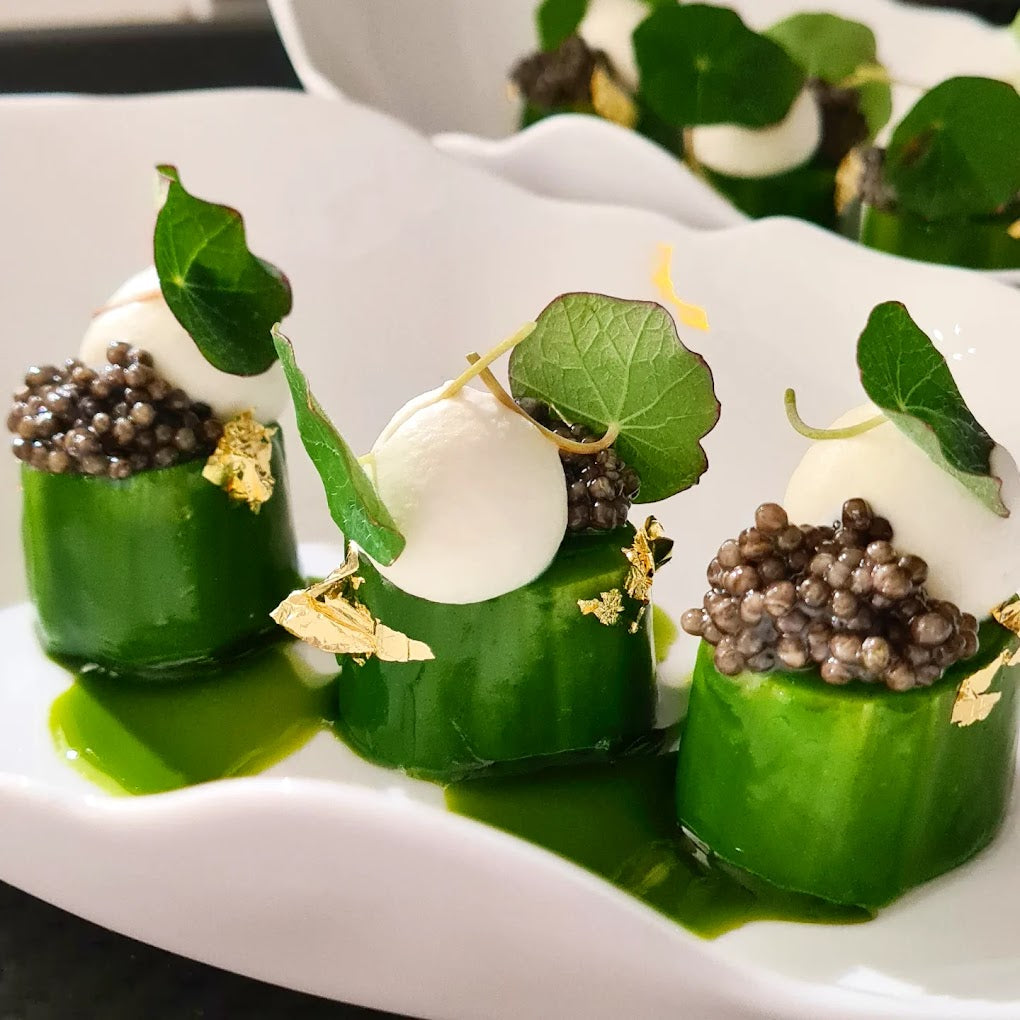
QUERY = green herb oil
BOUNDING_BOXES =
[446,753,870,938]
[49,645,337,796]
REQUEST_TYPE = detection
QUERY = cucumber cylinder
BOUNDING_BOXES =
[701,158,839,229]
[858,204,1020,270]
[677,620,1020,909]
[22,434,301,680]
[676,622,1019,907]
[336,526,658,781]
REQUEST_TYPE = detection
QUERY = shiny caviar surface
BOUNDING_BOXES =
[8,341,222,478]
[682,499,978,691]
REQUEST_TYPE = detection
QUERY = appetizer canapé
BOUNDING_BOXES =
[9,169,300,679]
[272,291,719,780]
[677,302,1020,907]
[840,76,1020,270]
[511,0,892,228]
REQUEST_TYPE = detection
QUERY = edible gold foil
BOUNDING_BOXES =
[834,148,865,215]
[578,589,625,626]
[624,517,674,605]
[202,411,276,512]
[270,547,434,663]
[952,658,1003,727]
[992,600,1020,666]
[652,245,710,332]
[590,67,638,129]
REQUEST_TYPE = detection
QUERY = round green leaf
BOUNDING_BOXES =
[857,301,1008,517]
[634,4,804,128]
[508,293,720,503]
[154,166,292,376]
[536,0,590,51]
[885,77,1020,221]
[766,13,892,137]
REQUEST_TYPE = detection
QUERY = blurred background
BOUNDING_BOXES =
[0,0,1015,95]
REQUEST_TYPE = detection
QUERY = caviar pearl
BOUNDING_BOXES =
[682,500,980,692]
[7,342,220,478]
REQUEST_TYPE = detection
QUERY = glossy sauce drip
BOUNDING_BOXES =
[50,645,336,795]
[446,754,870,938]
[49,612,871,938]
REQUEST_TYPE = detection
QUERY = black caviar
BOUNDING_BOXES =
[510,35,613,112]
[518,398,640,533]
[681,499,979,692]
[8,341,222,479]
[810,78,870,168]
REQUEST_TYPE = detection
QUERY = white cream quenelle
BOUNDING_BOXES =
[80,266,288,423]
[577,0,647,91]
[785,404,1020,619]
[367,384,567,605]
[688,88,823,179]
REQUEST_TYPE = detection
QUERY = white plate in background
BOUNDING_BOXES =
[2,89,1020,1020]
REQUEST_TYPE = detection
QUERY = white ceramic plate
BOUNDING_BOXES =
[2,89,1020,1020]
[267,0,1020,137]
[269,0,1020,285]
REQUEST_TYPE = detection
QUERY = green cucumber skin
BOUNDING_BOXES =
[702,158,839,229]
[337,527,658,781]
[677,624,1019,908]
[858,204,1020,270]
[22,435,301,680]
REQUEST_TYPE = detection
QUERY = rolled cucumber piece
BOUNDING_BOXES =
[701,157,839,229]
[22,434,301,680]
[336,526,659,781]
[677,621,1019,907]
[858,204,1020,270]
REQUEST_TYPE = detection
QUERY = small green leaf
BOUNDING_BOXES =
[857,301,1008,518]
[154,165,292,376]
[508,293,720,503]
[537,0,589,50]
[634,4,804,128]
[272,327,406,565]
[766,13,892,137]
[885,77,1020,220]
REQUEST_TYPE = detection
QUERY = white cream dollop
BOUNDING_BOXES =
[784,404,1020,619]
[689,88,822,179]
[79,266,288,423]
[578,0,648,91]
[368,385,567,605]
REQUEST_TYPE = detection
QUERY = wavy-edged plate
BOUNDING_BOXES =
[269,0,1020,284]
[2,89,1020,1020]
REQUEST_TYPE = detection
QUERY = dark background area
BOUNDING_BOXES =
[0,1,1017,1017]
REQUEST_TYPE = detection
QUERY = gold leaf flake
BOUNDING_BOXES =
[202,411,276,512]
[1008,219,1020,241]
[270,547,434,662]
[590,66,638,129]
[952,656,1004,727]
[578,589,625,626]
[991,599,1020,666]
[652,245,710,332]
[834,147,866,215]
[624,516,674,606]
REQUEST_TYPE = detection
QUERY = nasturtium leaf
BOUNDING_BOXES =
[537,0,589,50]
[154,165,292,376]
[508,293,720,503]
[884,77,1020,221]
[634,4,804,128]
[273,327,406,565]
[766,13,892,137]
[857,301,1009,518]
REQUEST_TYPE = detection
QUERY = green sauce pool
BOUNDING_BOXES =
[445,752,869,938]
[49,644,337,796]
[48,611,870,937]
